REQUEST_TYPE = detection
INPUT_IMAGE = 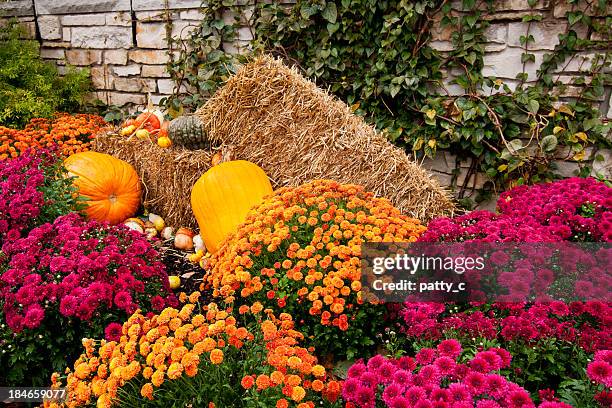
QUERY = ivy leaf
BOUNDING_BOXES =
[507,139,524,154]
[465,52,477,65]
[573,150,586,161]
[553,126,564,134]
[567,12,582,26]
[327,22,340,34]
[540,135,558,153]
[464,14,478,28]
[300,4,317,19]
[390,84,401,98]
[558,104,574,117]
[583,117,599,131]
[509,113,529,124]
[211,19,226,30]
[574,132,588,142]
[497,164,508,172]
[322,2,338,23]
[425,109,437,121]
[527,99,540,114]
[413,137,424,151]
[521,53,535,63]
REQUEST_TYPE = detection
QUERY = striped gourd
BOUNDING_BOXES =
[168,115,209,149]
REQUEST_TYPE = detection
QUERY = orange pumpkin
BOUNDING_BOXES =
[64,151,142,225]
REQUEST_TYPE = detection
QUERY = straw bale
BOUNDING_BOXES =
[92,132,214,228]
[196,55,454,221]
[93,55,455,228]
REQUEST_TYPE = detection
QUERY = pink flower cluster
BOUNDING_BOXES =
[401,302,611,353]
[419,211,561,243]
[421,178,611,243]
[587,350,612,388]
[497,177,611,242]
[0,149,47,244]
[587,350,612,407]
[0,213,177,335]
[342,340,570,408]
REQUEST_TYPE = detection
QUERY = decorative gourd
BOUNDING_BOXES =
[64,151,142,225]
[191,160,273,253]
[157,136,172,148]
[168,115,209,149]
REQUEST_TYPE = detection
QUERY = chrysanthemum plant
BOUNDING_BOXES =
[48,295,342,408]
[0,213,176,387]
[203,180,426,360]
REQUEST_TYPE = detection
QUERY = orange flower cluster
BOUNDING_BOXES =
[239,309,341,406]
[47,294,336,407]
[0,113,107,161]
[203,180,425,355]
[47,298,247,408]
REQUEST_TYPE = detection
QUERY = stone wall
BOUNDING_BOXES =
[0,0,256,107]
[1,0,610,206]
[1,0,608,113]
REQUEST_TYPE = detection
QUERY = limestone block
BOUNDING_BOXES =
[136,22,167,49]
[157,78,175,94]
[71,26,132,49]
[40,48,66,59]
[141,64,171,78]
[66,49,103,65]
[113,64,142,76]
[61,14,106,26]
[104,49,128,65]
[36,0,130,15]
[129,49,170,64]
[507,21,566,50]
[38,15,61,40]
[108,91,146,106]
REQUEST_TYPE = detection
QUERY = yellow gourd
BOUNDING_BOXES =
[157,136,172,148]
[191,160,273,253]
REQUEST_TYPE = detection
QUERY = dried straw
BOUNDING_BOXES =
[92,132,214,228]
[93,56,454,228]
[197,55,454,221]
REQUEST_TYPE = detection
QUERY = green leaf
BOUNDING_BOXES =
[507,139,524,154]
[300,4,317,19]
[327,22,340,34]
[322,2,338,23]
[527,99,540,114]
[485,167,497,178]
[567,12,582,26]
[211,19,226,30]
[540,134,558,152]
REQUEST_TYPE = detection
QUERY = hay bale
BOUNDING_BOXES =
[196,55,454,222]
[93,56,454,228]
[92,132,214,228]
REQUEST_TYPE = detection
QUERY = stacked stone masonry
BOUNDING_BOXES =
[1,0,610,205]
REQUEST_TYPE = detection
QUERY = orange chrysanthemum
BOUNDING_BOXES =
[202,180,425,357]
[0,114,107,161]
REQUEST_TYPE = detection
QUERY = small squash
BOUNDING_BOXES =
[157,136,172,148]
[64,151,142,225]
[174,227,195,250]
[191,160,273,253]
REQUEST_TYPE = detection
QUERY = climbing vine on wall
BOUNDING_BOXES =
[164,0,611,205]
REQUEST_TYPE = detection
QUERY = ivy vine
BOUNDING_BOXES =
[163,0,611,207]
